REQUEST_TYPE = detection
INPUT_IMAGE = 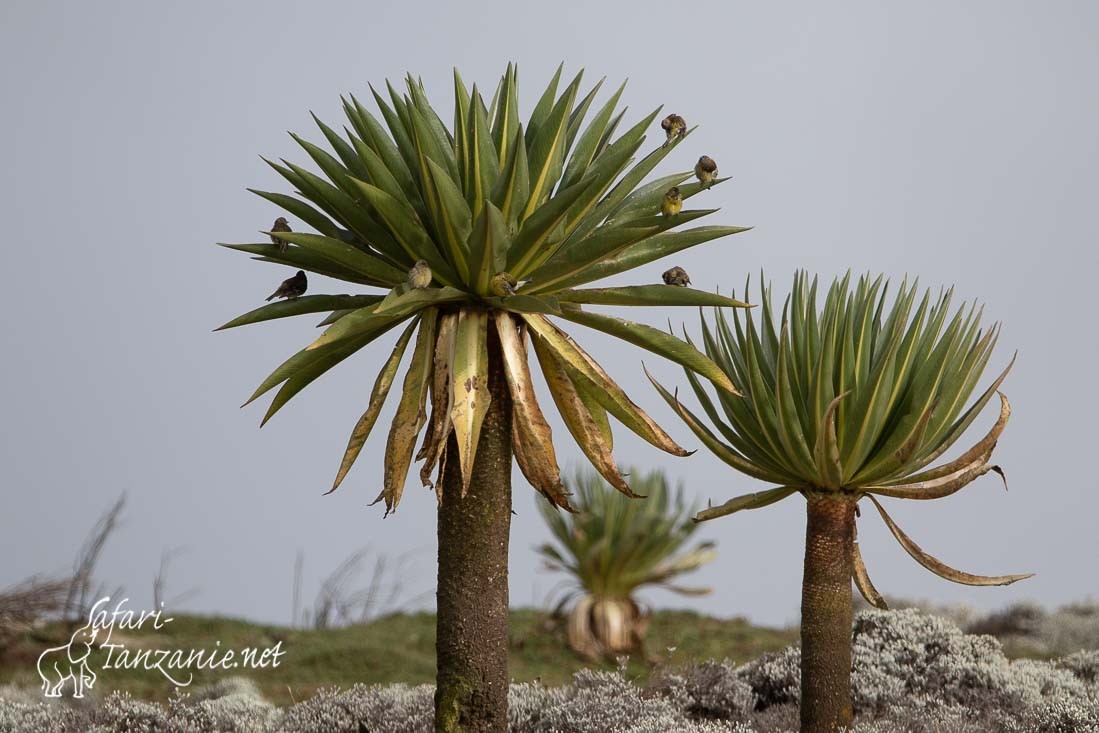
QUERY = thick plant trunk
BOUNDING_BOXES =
[434,328,513,733]
[800,494,856,733]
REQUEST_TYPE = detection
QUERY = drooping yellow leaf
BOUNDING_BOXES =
[417,313,457,488]
[495,312,574,511]
[449,310,491,495]
[869,495,1033,586]
[372,310,438,515]
[530,331,635,497]
[328,318,420,494]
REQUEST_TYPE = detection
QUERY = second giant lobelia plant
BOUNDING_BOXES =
[649,271,1030,733]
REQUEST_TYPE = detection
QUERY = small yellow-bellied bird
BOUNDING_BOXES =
[266,270,307,301]
[270,217,292,253]
[694,156,718,188]
[661,187,683,217]
[662,266,691,287]
[660,113,687,147]
[490,271,518,297]
[408,259,432,289]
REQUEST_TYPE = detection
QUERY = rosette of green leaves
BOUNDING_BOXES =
[218,65,750,513]
[537,468,715,658]
[649,271,1031,604]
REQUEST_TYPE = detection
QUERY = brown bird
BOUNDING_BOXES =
[266,270,307,301]
[408,260,432,289]
[662,266,691,287]
[660,187,683,217]
[270,217,292,253]
[694,156,718,188]
[660,114,687,147]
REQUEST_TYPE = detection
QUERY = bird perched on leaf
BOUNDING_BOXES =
[661,187,683,217]
[490,271,518,297]
[662,266,691,287]
[408,259,432,289]
[660,113,687,147]
[694,156,718,188]
[270,217,292,253]
[266,270,307,301]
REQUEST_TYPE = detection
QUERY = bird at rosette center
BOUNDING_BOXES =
[408,260,433,289]
[490,271,518,297]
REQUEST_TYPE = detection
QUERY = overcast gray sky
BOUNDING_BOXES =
[1,1,1096,629]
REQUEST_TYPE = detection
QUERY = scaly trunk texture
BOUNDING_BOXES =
[434,326,513,733]
[800,494,856,733]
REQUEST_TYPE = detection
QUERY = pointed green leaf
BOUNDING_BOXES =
[307,285,467,351]
[216,294,384,331]
[694,486,798,522]
[262,231,408,284]
[350,181,459,285]
[557,285,751,309]
[219,242,382,286]
[468,201,510,294]
[421,157,473,281]
[490,124,530,232]
[560,80,626,190]
[466,86,499,217]
[539,226,751,292]
[522,72,581,220]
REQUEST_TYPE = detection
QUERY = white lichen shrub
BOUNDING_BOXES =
[188,676,266,703]
[278,683,433,733]
[520,667,735,733]
[1038,602,1099,655]
[90,692,173,733]
[851,608,1014,711]
[733,609,1099,732]
[507,681,568,731]
[166,692,281,733]
[735,647,801,708]
[850,607,1099,731]
[652,660,755,721]
[1058,650,1099,684]
[0,700,84,733]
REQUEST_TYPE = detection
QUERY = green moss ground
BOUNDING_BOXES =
[0,609,796,706]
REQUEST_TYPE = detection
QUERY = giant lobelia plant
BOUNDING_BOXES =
[538,468,716,661]
[217,65,748,731]
[649,271,1030,733]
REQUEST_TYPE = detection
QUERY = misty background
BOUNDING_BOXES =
[1,1,1096,628]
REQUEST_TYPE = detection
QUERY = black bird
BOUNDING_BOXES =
[266,270,307,301]
[270,217,292,253]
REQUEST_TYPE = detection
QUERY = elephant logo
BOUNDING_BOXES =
[37,624,99,698]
